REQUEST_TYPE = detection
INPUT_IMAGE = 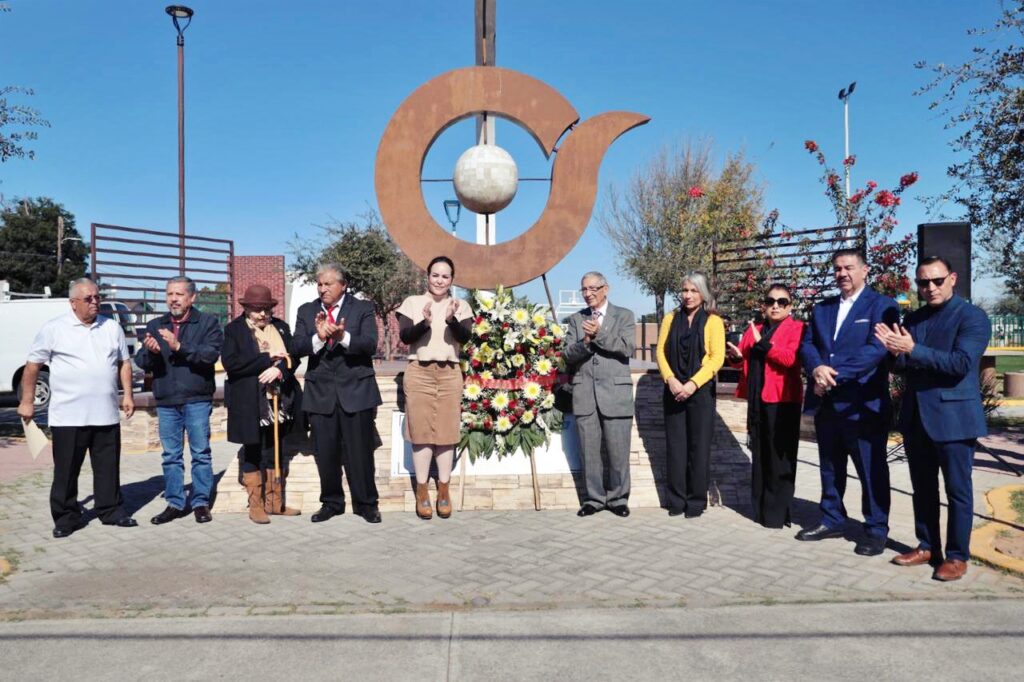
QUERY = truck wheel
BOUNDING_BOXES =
[16,370,51,411]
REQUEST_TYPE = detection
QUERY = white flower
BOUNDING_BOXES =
[512,308,530,325]
[550,323,564,338]
[521,410,535,424]
[535,358,553,375]
[532,312,547,326]
[475,290,496,310]
[464,383,483,400]
[495,415,513,433]
[522,382,542,400]
[511,354,526,368]
[540,393,555,410]
[492,391,510,410]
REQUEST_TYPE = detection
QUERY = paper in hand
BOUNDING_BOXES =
[21,418,49,460]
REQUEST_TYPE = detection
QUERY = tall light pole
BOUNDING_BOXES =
[166,5,193,275]
[838,81,856,199]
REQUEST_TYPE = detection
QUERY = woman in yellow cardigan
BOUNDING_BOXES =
[656,272,725,517]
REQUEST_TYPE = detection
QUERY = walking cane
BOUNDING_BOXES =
[271,356,292,495]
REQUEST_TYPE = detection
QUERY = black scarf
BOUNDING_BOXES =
[667,307,708,384]
[746,319,781,428]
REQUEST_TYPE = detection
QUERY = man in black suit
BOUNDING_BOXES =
[291,263,383,524]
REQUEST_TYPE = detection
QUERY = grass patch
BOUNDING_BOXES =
[1010,489,1024,525]
[988,415,1024,429]
[996,356,1024,374]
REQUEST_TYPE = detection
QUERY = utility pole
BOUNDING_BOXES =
[838,81,856,199]
[475,0,496,246]
[57,216,64,278]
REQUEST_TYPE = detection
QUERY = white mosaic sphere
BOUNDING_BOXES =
[453,144,519,214]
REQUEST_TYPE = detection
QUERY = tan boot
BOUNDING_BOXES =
[435,481,452,519]
[242,471,270,524]
[415,482,433,520]
[264,470,301,516]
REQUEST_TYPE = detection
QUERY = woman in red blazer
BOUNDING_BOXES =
[726,284,805,528]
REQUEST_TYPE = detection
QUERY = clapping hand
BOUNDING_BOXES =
[445,298,459,322]
[422,301,433,323]
[157,328,181,352]
[874,322,914,356]
[581,317,599,342]
[749,319,761,343]
[726,340,743,361]
[142,333,161,354]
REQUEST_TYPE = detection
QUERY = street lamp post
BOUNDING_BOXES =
[166,5,193,275]
[838,81,856,199]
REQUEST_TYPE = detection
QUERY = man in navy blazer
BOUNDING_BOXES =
[876,256,991,581]
[290,263,383,524]
[797,248,900,555]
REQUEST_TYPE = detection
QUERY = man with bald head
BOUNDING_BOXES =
[18,278,139,538]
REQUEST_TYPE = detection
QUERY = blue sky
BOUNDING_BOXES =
[0,0,1008,313]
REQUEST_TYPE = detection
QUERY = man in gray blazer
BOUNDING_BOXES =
[563,272,637,517]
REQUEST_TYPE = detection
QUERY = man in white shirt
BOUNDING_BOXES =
[18,278,138,538]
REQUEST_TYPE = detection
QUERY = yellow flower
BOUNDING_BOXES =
[495,415,513,433]
[460,360,469,373]
[473,319,492,335]
[521,410,535,424]
[541,393,555,410]
[550,323,564,338]
[480,370,494,381]
[492,391,510,410]
[476,291,495,310]
[464,383,483,400]
[512,308,530,324]
[532,312,547,326]
[535,358,553,375]
[511,354,526,368]
[522,382,542,400]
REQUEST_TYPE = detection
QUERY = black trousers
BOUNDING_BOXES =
[50,424,126,529]
[663,386,715,513]
[750,402,801,528]
[309,408,378,513]
[240,426,283,473]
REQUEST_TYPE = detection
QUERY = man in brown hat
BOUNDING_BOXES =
[136,276,224,524]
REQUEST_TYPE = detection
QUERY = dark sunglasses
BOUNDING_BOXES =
[74,295,102,303]
[763,296,791,307]
[915,274,950,288]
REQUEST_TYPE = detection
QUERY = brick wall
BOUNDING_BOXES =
[231,255,286,319]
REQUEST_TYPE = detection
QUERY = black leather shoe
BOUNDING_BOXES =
[360,509,382,524]
[608,506,630,517]
[577,505,600,517]
[150,505,186,525]
[854,535,887,556]
[52,521,85,538]
[667,508,685,517]
[684,510,704,519]
[193,506,212,524]
[311,506,341,523]
[795,523,844,541]
[104,517,139,528]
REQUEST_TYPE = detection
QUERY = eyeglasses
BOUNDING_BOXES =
[915,274,950,288]
[580,285,606,294]
[246,307,273,314]
[73,295,101,303]
[763,297,791,308]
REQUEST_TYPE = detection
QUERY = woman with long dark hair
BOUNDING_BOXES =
[656,272,726,518]
[396,256,473,520]
[726,284,805,528]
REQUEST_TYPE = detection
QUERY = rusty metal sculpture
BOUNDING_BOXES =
[375,66,649,290]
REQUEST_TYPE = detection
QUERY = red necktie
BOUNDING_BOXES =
[326,305,337,349]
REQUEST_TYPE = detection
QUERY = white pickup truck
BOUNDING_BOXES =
[0,287,140,409]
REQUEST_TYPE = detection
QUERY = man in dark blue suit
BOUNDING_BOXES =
[797,248,900,555]
[875,256,991,581]
[290,263,383,524]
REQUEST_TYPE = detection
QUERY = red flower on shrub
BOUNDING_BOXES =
[804,140,818,152]
[874,190,898,207]
[899,172,918,188]
[843,155,856,166]
[827,174,840,187]
[688,186,704,198]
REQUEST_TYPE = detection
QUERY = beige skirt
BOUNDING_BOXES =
[404,361,463,445]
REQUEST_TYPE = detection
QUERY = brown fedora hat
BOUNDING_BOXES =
[238,284,278,308]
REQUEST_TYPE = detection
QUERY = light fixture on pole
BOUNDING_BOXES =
[166,5,193,275]
[838,80,856,199]
[443,199,461,236]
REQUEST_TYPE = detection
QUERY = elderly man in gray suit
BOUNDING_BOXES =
[563,271,637,517]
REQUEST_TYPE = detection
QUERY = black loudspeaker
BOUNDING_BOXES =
[917,222,971,301]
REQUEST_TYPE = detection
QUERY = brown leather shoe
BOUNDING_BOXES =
[415,482,432,520]
[435,481,452,519]
[891,547,933,567]
[933,559,968,582]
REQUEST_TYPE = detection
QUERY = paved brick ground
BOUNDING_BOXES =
[1,428,1022,621]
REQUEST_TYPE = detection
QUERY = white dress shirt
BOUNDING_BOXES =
[27,312,128,427]
[834,285,866,340]
[590,301,609,326]
[311,296,352,353]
